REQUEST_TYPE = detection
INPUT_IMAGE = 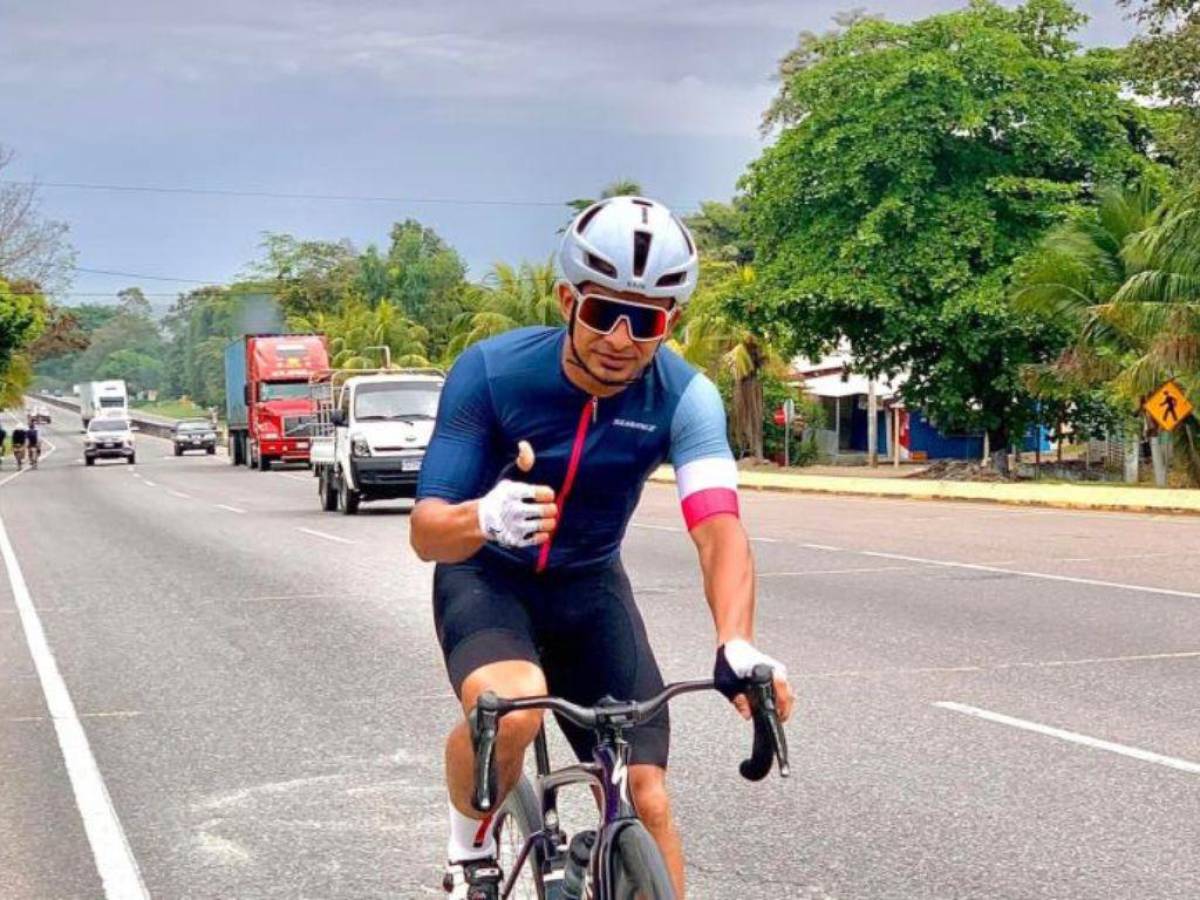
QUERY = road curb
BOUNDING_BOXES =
[648,468,1200,516]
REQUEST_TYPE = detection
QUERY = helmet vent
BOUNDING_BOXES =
[632,230,652,278]
[655,271,685,288]
[576,202,607,234]
[585,252,618,279]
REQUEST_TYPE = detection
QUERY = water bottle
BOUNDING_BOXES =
[561,830,596,900]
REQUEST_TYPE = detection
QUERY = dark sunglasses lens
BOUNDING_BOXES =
[578,297,667,339]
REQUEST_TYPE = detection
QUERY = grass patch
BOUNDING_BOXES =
[130,398,212,421]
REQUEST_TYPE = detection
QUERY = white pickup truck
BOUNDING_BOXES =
[310,369,444,514]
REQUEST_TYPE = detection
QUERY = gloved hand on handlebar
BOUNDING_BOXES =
[477,480,556,548]
[714,639,794,723]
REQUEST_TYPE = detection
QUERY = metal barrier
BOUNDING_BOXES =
[29,394,197,442]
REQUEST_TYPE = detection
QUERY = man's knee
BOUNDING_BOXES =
[460,660,547,750]
[630,766,672,831]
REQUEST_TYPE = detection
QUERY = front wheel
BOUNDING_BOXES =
[611,824,674,900]
[338,472,360,515]
[493,777,550,900]
[318,469,338,512]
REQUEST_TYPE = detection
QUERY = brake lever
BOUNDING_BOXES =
[471,692,501,812]
[738,664,791,782]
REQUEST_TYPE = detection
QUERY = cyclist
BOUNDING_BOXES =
[0,422,6,469]
[10,424,26,470]
[412,196,794,899]
[25,420,40,468]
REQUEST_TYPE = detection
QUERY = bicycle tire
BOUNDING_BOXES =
[611,824,674,900]
[493,776,549,900]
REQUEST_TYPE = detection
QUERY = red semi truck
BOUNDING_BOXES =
[224,333,329,470]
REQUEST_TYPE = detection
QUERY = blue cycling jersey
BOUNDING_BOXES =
[417,326,738,572]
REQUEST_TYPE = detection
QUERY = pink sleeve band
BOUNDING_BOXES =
[681,487,740,530]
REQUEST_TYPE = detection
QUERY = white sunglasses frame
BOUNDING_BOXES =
[569,288,676,343]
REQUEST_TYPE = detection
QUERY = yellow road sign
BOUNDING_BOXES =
[1145,380,1194,432]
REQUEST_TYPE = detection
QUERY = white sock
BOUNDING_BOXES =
[447,799,496,862]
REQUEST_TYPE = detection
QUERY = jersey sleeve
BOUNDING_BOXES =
[416,345,497,503]
[668,374,739,530]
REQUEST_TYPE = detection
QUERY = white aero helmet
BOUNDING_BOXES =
[558,196,699,306]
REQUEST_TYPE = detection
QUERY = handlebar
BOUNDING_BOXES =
[469,666,789,813]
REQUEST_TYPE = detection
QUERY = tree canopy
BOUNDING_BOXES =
[741,0,1167,447]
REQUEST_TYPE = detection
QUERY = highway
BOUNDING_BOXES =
[2,414,1198,898]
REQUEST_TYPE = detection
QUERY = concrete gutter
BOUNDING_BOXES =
[649,466,1200,515]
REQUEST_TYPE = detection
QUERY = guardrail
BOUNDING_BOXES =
[29,395,198,442]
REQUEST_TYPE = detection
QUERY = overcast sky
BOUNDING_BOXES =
[0,0,1139,310]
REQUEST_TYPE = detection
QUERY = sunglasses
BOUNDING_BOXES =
[574,292,674,342]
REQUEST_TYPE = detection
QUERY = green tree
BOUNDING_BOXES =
[97,349,165,394]
[0,278,46,405]
[290,300,430,369]
[684,199,755,266]
[250,233,360,320]
[1014,183,1200,482]
[1120,0,1200,176]
[676,264,785,459]
[357,220,470,357]
[446,260,559,358]
[741,0,1164,466]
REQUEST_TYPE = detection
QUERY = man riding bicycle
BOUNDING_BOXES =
[411,196,793,899]
[25,420,40,468]
[10,424,26,469]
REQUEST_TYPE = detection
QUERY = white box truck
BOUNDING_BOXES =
[79,380,128,428]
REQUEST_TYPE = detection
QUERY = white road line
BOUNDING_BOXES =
[759,564,928,577]
[935,701,1200,775]
[630,523,682,533]
[859,550,1200,600]
[798,542,843,551]
[142,480,156,488]
[0,504,148,897]
[804,649,1200,680]
[166,490,192,500]
[296,527,355,545]
[277,473,312,483]
[215,504,246,514]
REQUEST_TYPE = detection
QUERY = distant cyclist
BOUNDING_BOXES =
[0,423,6,469]
[25,421,40,469]
[10,425,26,469]
[412,196,794,899]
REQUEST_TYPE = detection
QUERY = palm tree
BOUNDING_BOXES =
[1014,184,1200,484]
[675,263,782,459]
[445,260,560,358]
[291,298,431,369]
[564,179,645,228]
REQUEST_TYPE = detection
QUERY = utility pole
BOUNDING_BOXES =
[867,381,878,467]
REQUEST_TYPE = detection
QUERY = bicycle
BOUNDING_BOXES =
[470,665,789,899]
[13,443,25,471]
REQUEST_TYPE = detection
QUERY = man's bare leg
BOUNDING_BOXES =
[631,764,684,897]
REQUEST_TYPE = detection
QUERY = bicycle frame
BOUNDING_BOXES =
[502,727,643,900]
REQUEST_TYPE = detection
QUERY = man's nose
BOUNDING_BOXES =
[607,317,634,349]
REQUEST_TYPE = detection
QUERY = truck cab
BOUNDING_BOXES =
[311,370,444,514]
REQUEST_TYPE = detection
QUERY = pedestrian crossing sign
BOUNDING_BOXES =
[1144,380,1193,432]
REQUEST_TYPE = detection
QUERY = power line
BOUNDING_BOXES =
[73,266,216,284]
[1,178,702,213]
[2,178,580,209]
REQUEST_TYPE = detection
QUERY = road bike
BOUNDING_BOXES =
[470,665,789,899]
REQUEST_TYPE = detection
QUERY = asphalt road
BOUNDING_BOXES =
[2,413,1198,899]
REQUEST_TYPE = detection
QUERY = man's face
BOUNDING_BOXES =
[558,282,677,386]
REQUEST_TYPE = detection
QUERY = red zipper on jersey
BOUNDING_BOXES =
[536,395,597,573]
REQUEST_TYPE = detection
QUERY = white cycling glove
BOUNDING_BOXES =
[714,639,788,700]
[477,480,553,548]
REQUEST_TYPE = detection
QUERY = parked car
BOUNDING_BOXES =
[84,418,136,466]
[172,420,218,456]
